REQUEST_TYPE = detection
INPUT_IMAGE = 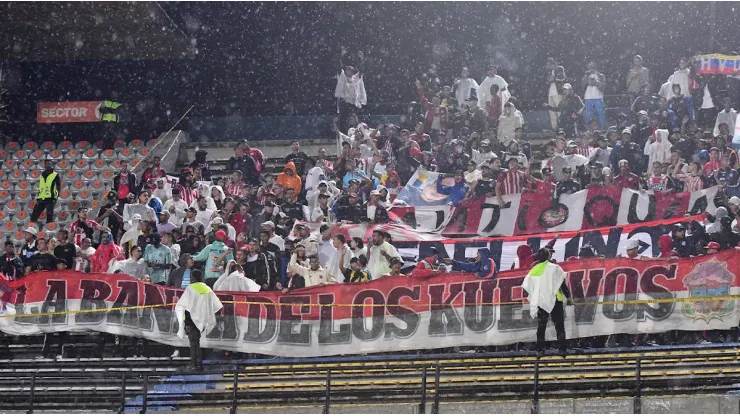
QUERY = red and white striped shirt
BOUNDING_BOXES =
[575,146,593,158]
[176,184,199,207]
[645,175,669,192]
[69,219,101,246]
[225,183,244,197]
[677,174,704,193]
[497,169,528,195]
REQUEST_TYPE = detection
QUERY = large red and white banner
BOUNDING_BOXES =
[393,170,718,237]
[36,101,103,124]
[0,252,737,357]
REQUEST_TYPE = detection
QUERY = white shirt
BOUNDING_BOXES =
[163,198,189,226]
[195,208,214,225]
[368,241,400,280]
[288,253,336,287]
[318,238,337,268]
[643,129,672,169]
[326,244,351,282]
[269,234,285,252]
[701,85,715,109]
[714,108,738,137]
[465,169,482,184]
[584,85,603,100]
[305,166,325,191]
[472,149,497,166]
[455,77,479,106]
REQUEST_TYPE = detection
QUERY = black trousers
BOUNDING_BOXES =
[30,199,56,223]
[185,314,202,369]
[536,301,567,352]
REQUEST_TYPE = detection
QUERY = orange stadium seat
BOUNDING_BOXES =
[3,160,17,170]
[37,211,47,222]
[147,138,158,147]
[28,169,41,180]
[2,221,15,233]
[12,150,26,160]
[17,180,30,190]
[0,180,11,191]
[101,148,117,162]
[41,141,56,151]
[130,138,144,150]
[48,149,62,160]
[64,170,78,181]
[22,141,38,151]
[10,170,23,181]
[92,140,105,149]
[82,149,97,159]
[15,210,28,222]
[75,140,91,150]
[16,189,31,201]
[26,200,36,210]
[131,158,140,167]
[81,170,98,181]
[72,180,86,191]
[11,230,25,243]
[91,159,107,171]
[113,139,127,149]
[21,159,36,170]
[65,149,80,160]
[56,159,70,171]
[29,149,44,160]
[101,169,115,180]
[57,189,72,202]
[90,199,101,211]
[111,160,123,169]
[57,210,70,222]
[138,147,150,157]
[0,190,8,200]
[4,199,18,214]
[5,142,20,151]
[90,179,104,192]
[43,222,59,234]
[58,141,73,151]
[78,189,92,200]
[0,171,6,181]
[119,148,133,160]
[0,149,8,160]
[73,159,89,171]
[68,200,81,211]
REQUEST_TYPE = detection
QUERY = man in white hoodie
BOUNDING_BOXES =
[643,115,672,169]
[478,65,511,115]
[714,97,737,138]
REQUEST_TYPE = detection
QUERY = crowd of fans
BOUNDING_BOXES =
[3,54,740,356]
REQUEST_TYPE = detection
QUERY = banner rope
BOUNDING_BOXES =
[1,293,737,319]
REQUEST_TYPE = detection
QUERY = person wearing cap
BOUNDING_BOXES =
[464,159,482,185]
[498,101,524,146]
[362,190,389,223]
[655,96,678,132]
[335,192,365,223]
[280,188,306,223]
[259,220,285,252]
[704,241,721,256]
[383,257,406,277]
[714,97,737,138]
[20,226,39,268]
[192,229,234,285]
[590,133,612,168]
[671,222,702,258]
[612,159,641,190]
[108,245,147,277]
[521,247,571,355]
[543,81,584,138]
[632,109,653,148]
[30,159,62,225]
[478,64,511,115]
[503,139,529,169]
[471,138,497,167]
[609,127,643,173]
[545,57,567,130]
[555,166,581,198]
[311,192,332,222]
[728,196,740,217]
[156,210,178,234]
[412,248,443,279]
[581,62,606,127]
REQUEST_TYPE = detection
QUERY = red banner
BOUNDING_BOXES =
[36,101,102,124]
[1,252,738,357]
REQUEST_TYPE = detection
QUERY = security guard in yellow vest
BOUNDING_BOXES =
[30,159,61,224]
[100,100,121,123]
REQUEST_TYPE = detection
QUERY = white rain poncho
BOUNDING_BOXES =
[521,261,567,319]
[175,282,223,338]
[334,70,367,109]
[213,260,261,292]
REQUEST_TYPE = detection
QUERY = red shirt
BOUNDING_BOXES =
[225,183,244,197]
[230,211,251,237]
[497,169,528,195]
[703,160,721,177]
[70,219,101,246]
[247,149,265,173]
[612,172,641,190]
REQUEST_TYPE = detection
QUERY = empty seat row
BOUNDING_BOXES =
[0,147,149,163]
[0,138,157,152]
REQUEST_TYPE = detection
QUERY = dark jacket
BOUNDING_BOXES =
[0,253,24,280]
[167,267,204,288]
[113,172,138,198]
[244,252,274,289]
[361,202,389,223]
[227,155,260,186]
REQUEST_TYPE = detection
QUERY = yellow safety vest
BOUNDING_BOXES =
[38,172,58,200]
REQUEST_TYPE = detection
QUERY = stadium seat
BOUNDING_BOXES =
[29,149,44,161]
[3,159,17,171]
[71,180,86,192]
[11,150,26,160]
[58,141,73,151]
[64,170,78,182]
[131,158,140,167]
[10,230,25,245]
[119,148,133,160]
[73,159,89,171]
[47,149,63,160]
[101,149,117,163]
[2,220,14,233]
[90,199,101,212]
[41,141,56,151]
[0,180,11,191]
[78,189,92,201]
[16,189,31,201]
[22,141,38,151]
[75,140,92,150]
[5,142,20,151]
[68,200,81,211]
[10,170,23,182]
[0,149,8,160]
[82,149,98,160]
[91,159,107,171]
[0,190,8,200]
[81,170,98,181]
[1,199,16,216]
[15,210,28,223]
[89,179,104,195]
[37,210,47,223]
[114,139,127,149]
[138,147,150,158]
[111,160,123,169]
[56,159,70,171]
[92,140,106,149]
[130,138,144,150]
[65,149,81,160]
[17,180,31,191]
[147,138,158,147]
[26,199,36,211]
[56,210,70,223]
[43,222,59,234]
[57,188,72,203]
[28,169,41,180]
[21,159,36,170]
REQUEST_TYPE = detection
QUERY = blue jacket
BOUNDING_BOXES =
[451,248,498,279]
[436,177,469,207]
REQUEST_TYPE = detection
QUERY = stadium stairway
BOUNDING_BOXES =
[4,342,740,413]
